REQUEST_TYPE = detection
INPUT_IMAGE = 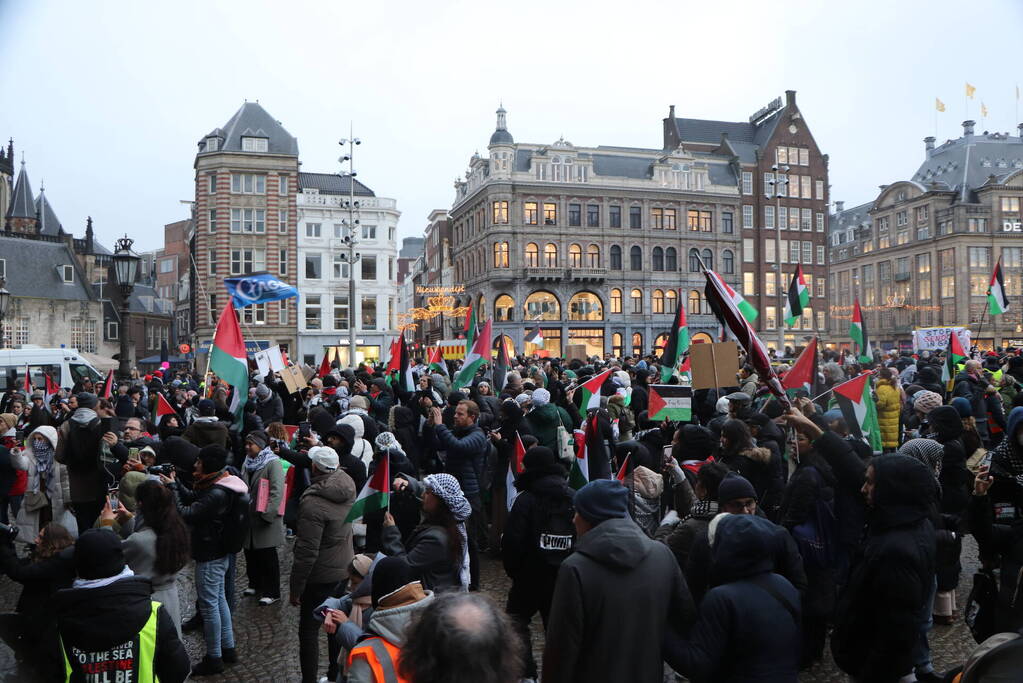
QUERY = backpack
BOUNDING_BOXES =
[530,493,575,566]
[790,466,838,570]
[221,487,251,554]
[964,570,1000,644]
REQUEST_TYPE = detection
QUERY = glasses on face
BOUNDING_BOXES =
[124,426,140,433]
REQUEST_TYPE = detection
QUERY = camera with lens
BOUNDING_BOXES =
[0,522,19,542]
[147,464,175,476]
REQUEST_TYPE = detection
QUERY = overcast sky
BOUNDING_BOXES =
[1,0,1021,253]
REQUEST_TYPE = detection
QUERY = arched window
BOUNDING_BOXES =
[610,288,622,314]
[665,289,678,313]
[654,333,671,351]
[569,243,583,267]
[702,249,714,271]
[477,293,487,317]
[568,292,603,321]
[632,332,643,356]
[652,289,665,313]
[665,247,677,271]
[652,247,664,271]
[688,248,700,272]
[688,289,702,315]
[495,294,515,321]
[722,249,734,274]
[524,290,561,320]
[544,243,558,267]
[493,242,509,268]
[610,245,622,270]
[630,288,643,314]
[612,332,624,357]
[630,246,642,270]
[586,244,600,267]
[525,243,539,267]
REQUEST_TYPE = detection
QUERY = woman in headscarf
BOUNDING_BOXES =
[384,472,471,592]
[11,426,77,540]
[928,406,972,517]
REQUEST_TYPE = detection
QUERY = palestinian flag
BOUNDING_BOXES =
[711,270,758,322]
[493,336,510,391]
[427,345,448,376]
[345,454,390,523]
[832,372,882,453]
[648,384,693,421]
[209,301,249,430]
[317,349,332,378]
[615,453,630,482]
[453,318,492,390]
[524,322,543,345]
[782,337,819,396]
[505,431,526,511]
[988,258,1010,316]
[659,296,690,382]
[576,369,612,419]
[101,369,115,400]
[155,392,177,418]
[849,298,872,364]
[463,305,478,358]
[386,337,415,393]
[941,329,967,391]
[783,265,811,327]
[569,414,598,490]
[44,374,60,413]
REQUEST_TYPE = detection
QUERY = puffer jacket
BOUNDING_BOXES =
[875,379,902,449]
[170,471,249,562]
[182,417,229,449]
[626,465,664,537]
[525,403,575,455]
[433,423,487,496]
[290,468,356,596]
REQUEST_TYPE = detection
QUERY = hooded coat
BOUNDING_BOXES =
[12,426,76,539]
[502,466,573,597]
[625,465,664,537]
[831,455,937,682]
[525,402,575,455]
[928,405,973,516]
[874,378,902,449]
[986,406,1023,522]
[170,471,249,562]
[542,517,696,683]
[290,468,356,597]
[182,417,229,450]
[345,585,435,683]
[663,514,801,683]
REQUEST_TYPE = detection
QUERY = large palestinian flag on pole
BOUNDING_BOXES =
[345,455,390,523]
[659,296,690,382]
[453,318,491,390]
[210,301,249,430]
[833,372,882,453]
[647,384,693,421]
[427,345,448,376]
[941,329,967,391]
[783,265,811,327]
[710,270,758,322]
[988,258,1010,316]
[781,337,819,396]
[849,298,872,364]
[569,414,600,490]
[492,336,510,392]
[463,305,478,358]
[576,369,612,419]
[390,336,415,393]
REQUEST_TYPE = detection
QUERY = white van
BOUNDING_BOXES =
[0,347,105,399]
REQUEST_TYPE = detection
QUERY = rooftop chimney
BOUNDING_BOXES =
[924,136,935,158]
[1018,123,1023,138]
[669,104,676,118]
[785,90,796,107]
[835,200,845,213]
[962,120,975,137]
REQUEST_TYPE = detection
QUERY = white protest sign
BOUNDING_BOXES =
[912,326,971,351]
[267,346,286,372]
[253,349,272,377]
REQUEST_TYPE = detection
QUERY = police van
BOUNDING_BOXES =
[0,347,105,400]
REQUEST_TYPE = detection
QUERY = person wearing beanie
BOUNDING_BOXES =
[161,445,248,675]
[253,382,284,426]
[52,528,189,682]
[501,444,572,679]
[524,385,575,457]
[240,429,285,607]
[543,479,696,683]
[55,390,108,534]
[182,399,229,450]
[10,425,76,540]
[289,444,356,683]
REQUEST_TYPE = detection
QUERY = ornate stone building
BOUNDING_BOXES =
[829,121,1023,350]
[448,106,743,358]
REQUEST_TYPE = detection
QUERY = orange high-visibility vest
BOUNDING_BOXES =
[347,637,408,683]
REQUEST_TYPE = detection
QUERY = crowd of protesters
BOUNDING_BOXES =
[0,342,1022,681]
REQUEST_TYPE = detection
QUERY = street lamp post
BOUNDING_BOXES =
[0,277,10,348]
[767,166,790,356]
[112,235,141,380]
[338,131,362,369]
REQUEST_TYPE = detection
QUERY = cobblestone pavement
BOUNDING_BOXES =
[0,536,982,682]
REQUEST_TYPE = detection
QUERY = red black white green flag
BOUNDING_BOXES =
[832,372,882,453]
[941,329,967,391]
[524,322,543,345]
[849,298,872,364]
[784,265,811,327]
[506,431,527,511]
[659,294,690,382]
[648,384,693,422]
[781,337,819,396]
[988,258,1010,316]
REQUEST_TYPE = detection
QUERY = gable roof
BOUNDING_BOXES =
[912,132,1023,200]
[34,191,63,236]
[298,172,375,196]
[6,162,35,219]
[829,200,874,234]
[0,235,93,301]
[202,102,299,156]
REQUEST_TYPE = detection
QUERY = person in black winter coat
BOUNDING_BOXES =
[831,455,937,683]
[928,406,973,517]
[389,405,424,472]
[971,461,1023,632]
[716,419,784,521]
[663,513,801,683]
[53,528,189,682]
[502,446,573,679]
[489,400,534,549]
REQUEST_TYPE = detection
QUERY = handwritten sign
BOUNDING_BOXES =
[912,326,971,351]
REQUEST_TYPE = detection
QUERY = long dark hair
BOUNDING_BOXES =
[35,523,74,560]
[136,481,190,575]
[720,419,753,456]
[422,501,464,568]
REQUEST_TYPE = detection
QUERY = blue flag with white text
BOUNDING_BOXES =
[224,273,299,308]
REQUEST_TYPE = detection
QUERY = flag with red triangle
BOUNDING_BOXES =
[941,329,967,391]
[576,369,612,419]
[317,349,333,378]
[209,301,249,429]
[781,337,819,396]
[647,385,693,421]
[427,345,448,376]
[506,431,527,511]
[155,392,177,418]
[44,374,60,413]
[659,295,690,382]
[615,453,630,482]
[345,454,390,522]
[832,372,882,453]
[23,366,31,394]
[453,318,492,390]
[101,369,115,400]
[569,414,597,489]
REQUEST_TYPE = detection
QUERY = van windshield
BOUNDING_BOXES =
[70,364,103,383]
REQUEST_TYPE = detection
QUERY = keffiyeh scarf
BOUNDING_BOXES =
[423,473,471,589]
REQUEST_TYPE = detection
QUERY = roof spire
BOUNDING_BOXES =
[489,104,514,146]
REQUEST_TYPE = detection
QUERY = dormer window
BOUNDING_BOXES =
[205,137,220,152]
[61,265,74,283]
[241,136,269,153]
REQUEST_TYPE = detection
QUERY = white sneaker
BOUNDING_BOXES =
[242,588,257,596]
[258,596,279,606]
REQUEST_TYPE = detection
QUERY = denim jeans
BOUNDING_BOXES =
[912,575,938,676]
[196,556,235,659]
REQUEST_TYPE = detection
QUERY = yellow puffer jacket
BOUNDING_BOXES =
[875,379,902,449]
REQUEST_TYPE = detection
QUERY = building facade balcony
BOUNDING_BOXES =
[523,266,563,282]
[566,267,607,282]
